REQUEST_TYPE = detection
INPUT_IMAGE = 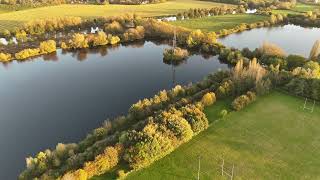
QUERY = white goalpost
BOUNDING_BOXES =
[303,98,316,113]
[220,158,235,180]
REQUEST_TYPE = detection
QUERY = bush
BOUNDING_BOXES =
[201,92,216,106]
[1,29,11,38]
[117,169,127,179]
[163,47,189,62]
[219,109,228,119]
[186,29,205,48]
[259,42,286,57]
[286,55,307,70]
[70,33,89,49]
[15,48,41,60]
[93,31,108,46]
[108,35,121,45]
[39,40,57,54]
[181,104,209,134]
[123,26,145,42]
[61,169,87,180]
[105,21,124,34]
[82,146,120,178]
[232,91,257,111]
[0,53,12,62]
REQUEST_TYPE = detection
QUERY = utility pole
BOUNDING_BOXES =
[171,27,177,86]
[197,155,201,180]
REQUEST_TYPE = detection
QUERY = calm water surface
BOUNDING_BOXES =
[0,41,227,179]
[219,24,320,57]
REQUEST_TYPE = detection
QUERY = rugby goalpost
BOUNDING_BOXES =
[220,158,235,180]
[303,98,315,113]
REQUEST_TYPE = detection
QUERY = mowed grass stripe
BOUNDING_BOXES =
[125,91,320,179]
[0,0,233,30]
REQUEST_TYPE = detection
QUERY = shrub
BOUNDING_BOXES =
[15,48,41,60]
[16,30,27,42]
[309,40,320,60]
[201,92,216,106]
[219,109,228,119]
[0,53,12,62]
[108,35,121,45]
[181,104,209,133]
[232,91,257,111]
[82,146,120,178]
[186,29,205,48]
[93,31,108,46]
[1,29,11,38]
[105,21,124,34]
[286,55,307,71]
[117,169,127,179]
[69,33,89,49]
[23,17,82,35]
[39,40,57,54]
[123,26,145,42]
[61,169,88,180]
[163,47,189,62]
[259,42,286,57]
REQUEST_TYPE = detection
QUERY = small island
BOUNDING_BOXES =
[163,47,189,63]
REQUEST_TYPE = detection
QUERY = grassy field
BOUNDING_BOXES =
[0,0,232,31]
[169,14,268,32]
[292,2,320,12]
[272,2,320,15]
[124,91,320,179]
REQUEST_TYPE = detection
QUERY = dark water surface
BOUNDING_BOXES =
[219,24,320,57]
[0,41,228,179]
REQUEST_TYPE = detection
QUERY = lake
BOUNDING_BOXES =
[219,24,320,58]
[0,41,228,179]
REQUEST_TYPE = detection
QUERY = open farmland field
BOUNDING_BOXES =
[0,0,233,31]
[123,91,320,179]
[169,14,268,32]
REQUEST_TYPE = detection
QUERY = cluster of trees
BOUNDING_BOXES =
[288,11,320,27]
[232,91,257,110]
[285,77,320,100]
[14,40,56,60]
[61,145,122,179]
[61,32,120,49]
[0,17,82,39]
[0,0,65,6]
[23,17,82,35]
[104,20,146,42]
[176,6,246,20]
[204,0,296,9]
[123,103,208,170]
[109,0,166,4]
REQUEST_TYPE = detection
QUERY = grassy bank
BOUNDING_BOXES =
[169,14,268,32]
[124,91,320,179]
[0,0,232,31]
